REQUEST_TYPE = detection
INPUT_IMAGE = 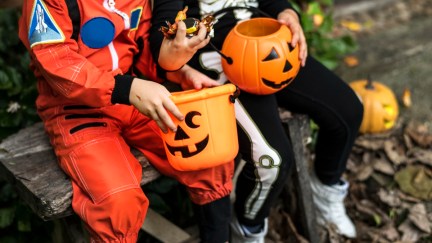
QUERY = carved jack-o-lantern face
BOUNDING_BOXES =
[260,45,298,89]
[165,111,209,158]
[349,79,399,134]
[221,18,301,95]
[160,84,239,171]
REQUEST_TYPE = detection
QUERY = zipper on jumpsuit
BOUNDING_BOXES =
[103,0,130,71]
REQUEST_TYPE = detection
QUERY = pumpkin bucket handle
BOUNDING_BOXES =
[229,85,240,103]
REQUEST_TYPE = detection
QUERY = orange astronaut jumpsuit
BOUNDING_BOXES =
[18,0,233,242]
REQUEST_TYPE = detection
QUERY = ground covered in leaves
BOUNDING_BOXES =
[266,118,432,243]
[265,0,432,242]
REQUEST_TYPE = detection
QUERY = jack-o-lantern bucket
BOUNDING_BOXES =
[161,84,239,171]
[221,18,301,95]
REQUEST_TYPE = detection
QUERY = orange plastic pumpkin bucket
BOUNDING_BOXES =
[221,18,301,95]
[161,84,239,171]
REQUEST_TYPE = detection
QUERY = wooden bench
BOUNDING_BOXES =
[0,113,319,243]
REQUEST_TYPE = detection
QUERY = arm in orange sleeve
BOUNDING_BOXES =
[18,0,117,107]
[133,0,159,82]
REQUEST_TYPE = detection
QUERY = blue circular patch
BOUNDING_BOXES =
[81,17,115,49]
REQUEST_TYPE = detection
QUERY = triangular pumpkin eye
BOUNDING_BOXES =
[283,60,292,72]
[287,42,294,52]
[174,126,190,140]
[262,47,279,61]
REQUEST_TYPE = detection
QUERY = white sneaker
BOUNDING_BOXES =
[310,172,357,238]
[230,215,268,243]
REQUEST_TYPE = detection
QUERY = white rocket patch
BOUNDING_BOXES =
[28,0,65,48]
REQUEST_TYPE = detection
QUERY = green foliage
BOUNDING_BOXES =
[0,179,53,242]
[0,8,52,243]
[290,0,358,69]
[0,8,39,140]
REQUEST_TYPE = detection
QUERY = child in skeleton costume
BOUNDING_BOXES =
[19,0,235,242]
[150,0,363,241]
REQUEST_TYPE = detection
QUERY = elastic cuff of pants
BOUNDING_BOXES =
[188,183,232,205]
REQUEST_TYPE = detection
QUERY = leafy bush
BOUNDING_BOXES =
[290,0,358,69]
[0,7,51,243]
[0,8,39,140]
[0,178,54,243]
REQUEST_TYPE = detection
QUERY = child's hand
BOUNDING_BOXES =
[166,65,220,90]
[158,21,210,71]
[277,9,308,67]
[129,78,184,133]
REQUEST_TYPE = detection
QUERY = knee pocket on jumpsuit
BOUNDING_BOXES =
[62,137,143,204]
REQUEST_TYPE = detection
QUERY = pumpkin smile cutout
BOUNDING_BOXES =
[165,111,210,158]
[160,84,239,171]
[221,18,301,95]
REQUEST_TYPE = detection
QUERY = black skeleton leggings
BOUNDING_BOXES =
[234,56,363,226]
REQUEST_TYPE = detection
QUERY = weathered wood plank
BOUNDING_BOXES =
[142,208,192,243]
[0,122,161,221]
[284,114,320,243]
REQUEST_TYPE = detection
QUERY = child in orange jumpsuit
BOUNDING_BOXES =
[18,0,233,242]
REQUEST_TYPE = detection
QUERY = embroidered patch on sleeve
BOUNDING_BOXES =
[28,0,65,48]
[130,7,142,31]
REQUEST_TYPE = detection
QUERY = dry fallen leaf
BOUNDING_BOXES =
[380,223,400,241]
[372,152,395,175]
[356,163,374,181]
[408,203,431,234]
[403,133,414,149]
[384,138,407,165]
[377,188,401,207]
[344,55,359,67]
[340,20,363,32]
[355,135,386,150]
[401,87,412,108]
[394,165,432,200]
[398,220,422,242]
[407,148,432,166]
[404,121,432,148]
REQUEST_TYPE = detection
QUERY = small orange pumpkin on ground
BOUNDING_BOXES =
[349,78,399,134]
[221,18,301,95]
